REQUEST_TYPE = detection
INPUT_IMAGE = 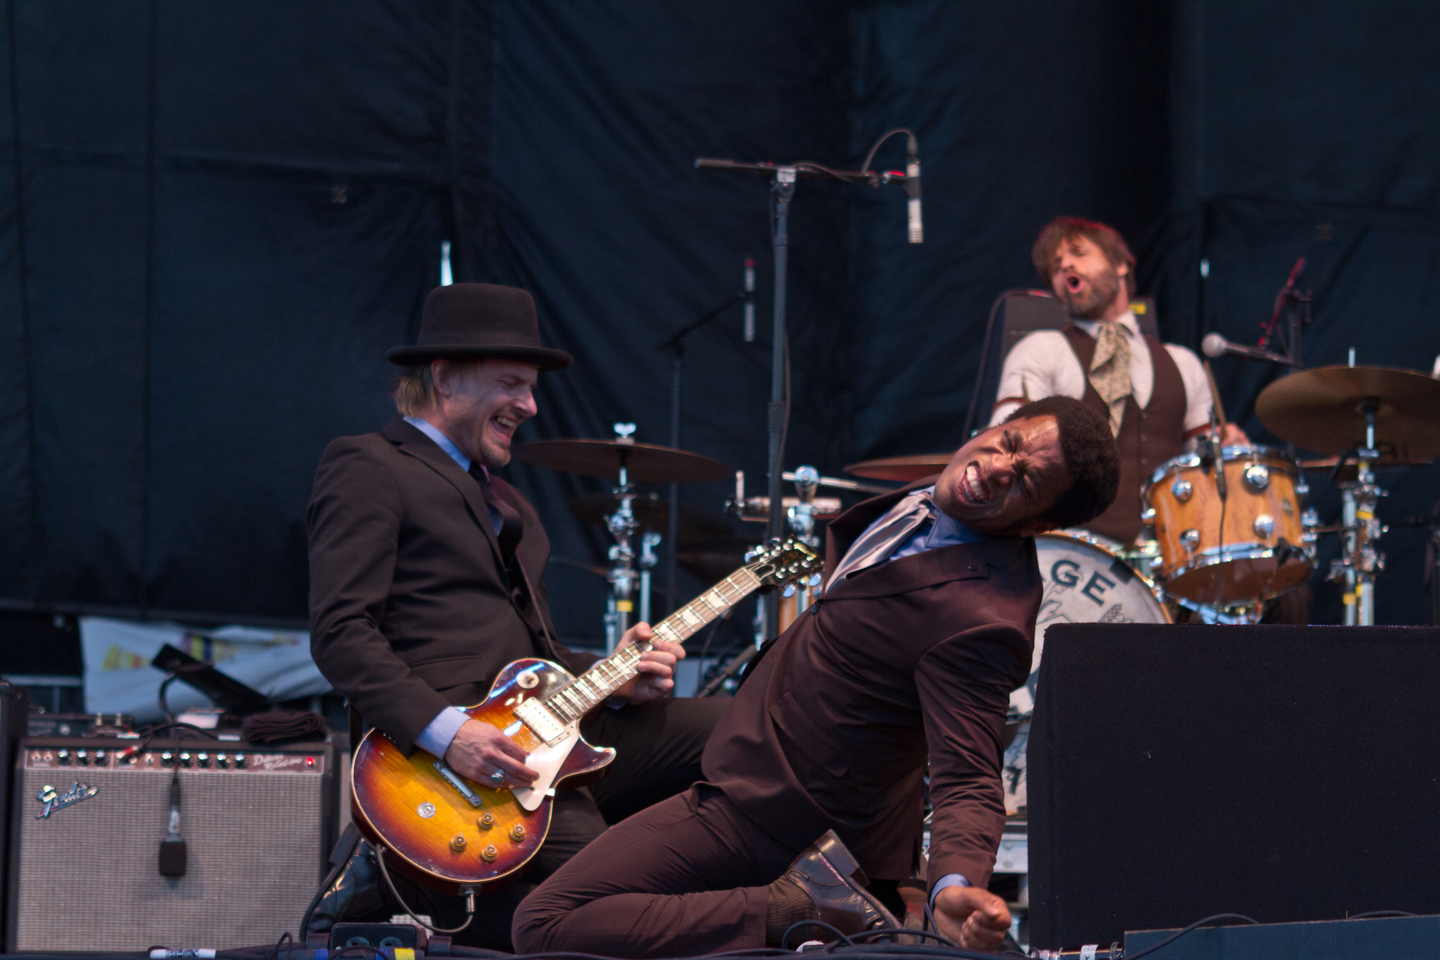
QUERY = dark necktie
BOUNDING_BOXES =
[470,464,522,559]
[469,464,558,658]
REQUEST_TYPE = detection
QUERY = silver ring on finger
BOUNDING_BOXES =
[490,769,506,784]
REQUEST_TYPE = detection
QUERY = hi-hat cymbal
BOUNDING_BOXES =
[844,453,951,483]
[514,439,731,483]
[1298,454,1429,483]
[569,493,732,542]
[1255,366,1440,459]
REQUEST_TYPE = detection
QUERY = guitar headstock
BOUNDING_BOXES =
[744,537,824,589]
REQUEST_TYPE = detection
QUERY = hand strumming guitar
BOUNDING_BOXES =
[444,717,540,786]
[610,622,686,703]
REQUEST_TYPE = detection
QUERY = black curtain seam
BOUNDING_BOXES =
[7,0,35,595]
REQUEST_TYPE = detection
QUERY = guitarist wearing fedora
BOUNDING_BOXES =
[513,396,1121,956]
[307,283,726,947]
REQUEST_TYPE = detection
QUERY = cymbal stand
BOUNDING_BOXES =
[638,531,661,625]
[602,423,640,654]
[1328,400,1386,625]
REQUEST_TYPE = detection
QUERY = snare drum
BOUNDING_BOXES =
[1143,445,1311,606]
[1003,531,1170,815]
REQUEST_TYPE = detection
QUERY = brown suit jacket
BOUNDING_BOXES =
[702,482,1040,892]
[307,416,595,753]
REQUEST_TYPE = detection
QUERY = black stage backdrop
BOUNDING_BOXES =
[1,0,1438,646]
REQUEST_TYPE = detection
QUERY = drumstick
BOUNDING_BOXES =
[1203,359,1228,429]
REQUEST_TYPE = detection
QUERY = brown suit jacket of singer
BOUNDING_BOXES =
[702,480,1040,893]
[307,416,595,754]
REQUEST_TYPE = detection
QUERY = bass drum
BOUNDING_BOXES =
[1002,530,1171,816]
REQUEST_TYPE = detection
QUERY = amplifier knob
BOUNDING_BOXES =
[216,753,229,768]
[450,835,467,852]
[234,753,247,769]
[179,752,192,768]
[509,824,526,842]
[481,845,498,863]
[197,752,210,768]
[57,750,70,766]
[93,750,107,765]
[76,750,88,766]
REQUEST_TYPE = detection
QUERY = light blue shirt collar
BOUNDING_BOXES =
[404,415,481,477]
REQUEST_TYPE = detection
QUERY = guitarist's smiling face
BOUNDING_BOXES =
[933,415,1072,537]
[429,357,541,468]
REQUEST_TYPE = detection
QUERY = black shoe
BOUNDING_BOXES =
[778,830,899,941]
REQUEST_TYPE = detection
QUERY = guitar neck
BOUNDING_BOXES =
[540,567,763,723]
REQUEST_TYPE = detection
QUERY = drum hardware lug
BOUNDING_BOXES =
[1242,463,1270,493]
[1140,506,1156,524]
[1179,529,1201,552]
[1295,478,1310,497]
[1253,514,1275,539]
[1170,478,1193,503]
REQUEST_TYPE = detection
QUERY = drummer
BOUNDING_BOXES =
[991,217,1310,623]
[990,216,1246,547]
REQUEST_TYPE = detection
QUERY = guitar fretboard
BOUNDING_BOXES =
[541,567,763,725]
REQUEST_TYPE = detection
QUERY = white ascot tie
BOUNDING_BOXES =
[825,491,935,591]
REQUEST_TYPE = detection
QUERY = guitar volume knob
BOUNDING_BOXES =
[509,824,526,842]
[450,835,467,852]
[478,813,495,829]
[481,845,498,862]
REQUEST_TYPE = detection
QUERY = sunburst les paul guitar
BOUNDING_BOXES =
[349,537,822,893]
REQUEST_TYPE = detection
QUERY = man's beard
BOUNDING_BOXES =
[1057,266,1122,320]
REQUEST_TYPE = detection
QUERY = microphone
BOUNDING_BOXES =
[904,135,922,244]
[743,257,755,342]
[1201,332,1302,367]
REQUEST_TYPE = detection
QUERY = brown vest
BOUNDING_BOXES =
[1063,325,1187,544]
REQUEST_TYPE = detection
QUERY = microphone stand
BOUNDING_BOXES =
[695,153,915,639]
[655,291,747,616]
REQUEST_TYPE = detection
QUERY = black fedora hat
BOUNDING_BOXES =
[386,283,574,371]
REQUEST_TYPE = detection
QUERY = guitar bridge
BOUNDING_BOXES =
[514,697,566,745]
[432,760,485,807]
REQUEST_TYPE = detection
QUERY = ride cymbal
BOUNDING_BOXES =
[1255,365,1440,459]
[514,439,731,483]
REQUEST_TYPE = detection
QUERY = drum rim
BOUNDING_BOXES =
[1164,545,1313,599]
[1035,528,1172,616]
[1145,444,1301,489]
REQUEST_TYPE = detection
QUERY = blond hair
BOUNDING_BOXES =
[392,363,437,416]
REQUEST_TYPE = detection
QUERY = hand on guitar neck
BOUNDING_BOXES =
[442,622,685,785]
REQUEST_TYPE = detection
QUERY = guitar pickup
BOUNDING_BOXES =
[514,698,567,745]
[432,760,485,807]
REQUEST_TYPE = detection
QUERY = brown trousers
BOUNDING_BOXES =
[388,697,727,951]
[512,784,804,957]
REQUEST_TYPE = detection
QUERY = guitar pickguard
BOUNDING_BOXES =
[511,725,579,811]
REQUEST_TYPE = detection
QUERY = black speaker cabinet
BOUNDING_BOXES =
[7,737,336,951]
[0,685,29,937]
[1030,624,1440,950]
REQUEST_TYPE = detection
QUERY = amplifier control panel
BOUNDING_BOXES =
[23,744,327,774]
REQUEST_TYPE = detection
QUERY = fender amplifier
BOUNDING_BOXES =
[6,737,336,951]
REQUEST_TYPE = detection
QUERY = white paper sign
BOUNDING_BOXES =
[80,617,330,722]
